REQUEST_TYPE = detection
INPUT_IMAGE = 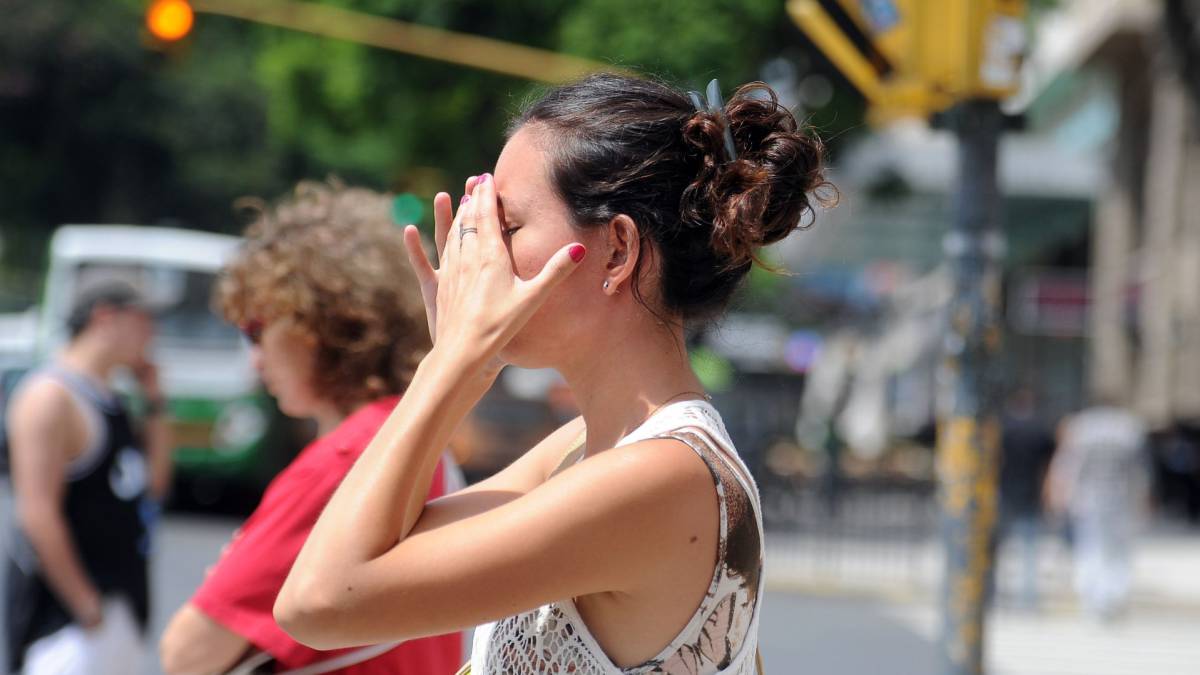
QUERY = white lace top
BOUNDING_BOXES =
[470,400,765,674]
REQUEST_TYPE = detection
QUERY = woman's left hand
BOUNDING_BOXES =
[420,172,586,373]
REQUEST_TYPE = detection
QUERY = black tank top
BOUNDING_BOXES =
[4,367,150,671]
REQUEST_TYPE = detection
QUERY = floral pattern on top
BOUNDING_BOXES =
[471,402,764,675]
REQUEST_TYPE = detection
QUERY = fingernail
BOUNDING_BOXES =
[468,175,477,183]
[479,173,490,184]
[568,244,586,263]
[460,195,470,205]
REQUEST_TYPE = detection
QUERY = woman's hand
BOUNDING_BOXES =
[403,175,504,384]
[403,174,479,342]
[405,173,586,374]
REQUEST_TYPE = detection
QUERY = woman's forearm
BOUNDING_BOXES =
[279,348,487,610]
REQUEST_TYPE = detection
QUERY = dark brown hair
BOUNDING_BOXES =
[215,179,430,414]
[512,73,834,322]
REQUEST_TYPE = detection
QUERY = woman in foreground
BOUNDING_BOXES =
[276,73,830,674]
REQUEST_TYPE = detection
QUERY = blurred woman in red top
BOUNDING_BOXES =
[159,180,461,674]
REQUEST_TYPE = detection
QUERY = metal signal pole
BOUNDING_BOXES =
[937,99,1007,675]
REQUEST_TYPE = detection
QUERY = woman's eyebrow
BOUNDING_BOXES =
[496,192,519,222]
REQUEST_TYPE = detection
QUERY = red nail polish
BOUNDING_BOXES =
[568,244,586,263]
[460,195,470,205]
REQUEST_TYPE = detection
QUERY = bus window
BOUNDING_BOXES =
[74,263,240,349]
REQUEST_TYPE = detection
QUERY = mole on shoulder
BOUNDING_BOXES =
[689,535,698,543]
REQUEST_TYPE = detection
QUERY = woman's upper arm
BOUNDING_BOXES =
[280,436,716,649]
[408,416,585,535]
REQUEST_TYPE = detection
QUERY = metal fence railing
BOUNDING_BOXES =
[762,476,941,593]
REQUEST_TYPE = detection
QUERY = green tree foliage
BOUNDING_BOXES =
[0,0,287,304]
[248,0,855,195]
[0,0,864,307]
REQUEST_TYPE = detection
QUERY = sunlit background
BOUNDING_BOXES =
[3,1,1200,673]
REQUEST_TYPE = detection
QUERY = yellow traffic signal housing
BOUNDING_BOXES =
[788,0,1026,122]
[914,0,1026,101]
[830,0,909,71]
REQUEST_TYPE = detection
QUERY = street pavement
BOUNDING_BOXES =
[145,516,946,674]
[760,585,1200,674]
[2,512,1198,673]
[762,529,1200,674]
[766,527,1200,611]
[146,517,1200,675]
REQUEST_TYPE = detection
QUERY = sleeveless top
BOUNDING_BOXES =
[4,367,151,671]
[470,400,764,675]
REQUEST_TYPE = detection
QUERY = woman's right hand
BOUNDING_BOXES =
[403,175,480,342]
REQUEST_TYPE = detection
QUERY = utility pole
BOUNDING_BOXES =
[789,3,1026,672]
[936,99,1006,675]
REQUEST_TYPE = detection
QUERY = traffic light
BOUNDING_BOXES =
[913,0,1026,102]
[146,0,195,42]
[788,0,1027,121]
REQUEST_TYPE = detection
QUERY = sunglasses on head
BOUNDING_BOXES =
[240,319,263,345]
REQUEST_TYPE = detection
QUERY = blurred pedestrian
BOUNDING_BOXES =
[3,280,173,675]
[794,333,856,516]
[1046,399,1150,620]
[274,74,829,675]
[1156,425,1200,524]
[994,386,1056,609]
[158,180,461,674]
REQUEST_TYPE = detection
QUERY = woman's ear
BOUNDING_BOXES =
[604,214,640,296]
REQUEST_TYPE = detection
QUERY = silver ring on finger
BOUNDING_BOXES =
[459,227,479,238]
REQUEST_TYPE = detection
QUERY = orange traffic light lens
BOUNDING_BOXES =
[146,0,194,41]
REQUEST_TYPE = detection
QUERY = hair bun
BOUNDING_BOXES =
[513,73,835,322]
[681,83,834,267]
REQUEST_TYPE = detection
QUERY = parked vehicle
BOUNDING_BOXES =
[1,225,304,506]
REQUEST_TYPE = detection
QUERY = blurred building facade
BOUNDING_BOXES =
[1054,0,1200,430]
[784,0,1200,445]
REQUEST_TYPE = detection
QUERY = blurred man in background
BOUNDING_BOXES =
[1046,399,1150,621]
[4,281,172,674]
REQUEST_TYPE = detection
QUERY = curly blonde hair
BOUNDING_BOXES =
[216,179,430,414]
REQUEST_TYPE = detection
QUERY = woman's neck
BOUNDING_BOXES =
[560,319,706,454]
[313,394,380,436]
[314,401,353,436]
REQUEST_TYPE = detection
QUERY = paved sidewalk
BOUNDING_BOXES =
[765,526,1200,611]
[884,601,1200,675]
